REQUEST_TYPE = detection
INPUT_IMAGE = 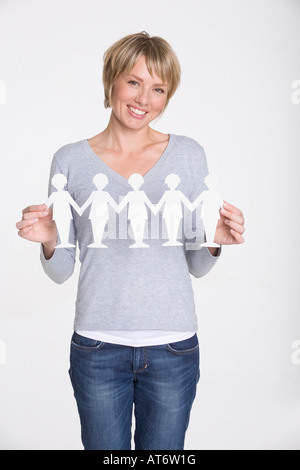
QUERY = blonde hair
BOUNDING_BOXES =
[102,31,181,117]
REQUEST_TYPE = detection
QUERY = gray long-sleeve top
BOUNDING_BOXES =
[40,134,221,332]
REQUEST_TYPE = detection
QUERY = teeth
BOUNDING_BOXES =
[129,106,146,115]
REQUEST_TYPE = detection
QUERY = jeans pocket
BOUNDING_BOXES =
[167,333,199,354]
[71,331,104,351]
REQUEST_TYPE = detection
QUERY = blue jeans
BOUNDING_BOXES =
[69,332,200,450]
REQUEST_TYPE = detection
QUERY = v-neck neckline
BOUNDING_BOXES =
[83,133,175,185]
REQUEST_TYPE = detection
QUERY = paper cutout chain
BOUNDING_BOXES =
[46,173,223,249]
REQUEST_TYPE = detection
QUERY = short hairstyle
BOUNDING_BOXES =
[102,31,181,117]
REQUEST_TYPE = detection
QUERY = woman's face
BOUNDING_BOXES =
[110,55,168,129]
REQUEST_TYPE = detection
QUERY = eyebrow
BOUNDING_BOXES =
[126,73,167,87]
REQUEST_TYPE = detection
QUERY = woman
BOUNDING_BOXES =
[16,31,245,450]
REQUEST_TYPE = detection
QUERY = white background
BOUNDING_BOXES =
[0,0,299,450]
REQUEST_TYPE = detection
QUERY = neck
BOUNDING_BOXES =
[101,111,157,154]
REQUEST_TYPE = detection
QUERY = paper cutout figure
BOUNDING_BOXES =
[118,173,157,248]
[46,173,81,247]
[191,174,223,247]
[154,174,194,246]
[80,173,119,248]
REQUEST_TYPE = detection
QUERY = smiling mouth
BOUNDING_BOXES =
[127,105,148,116]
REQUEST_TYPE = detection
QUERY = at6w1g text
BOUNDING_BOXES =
[103,454,196,466]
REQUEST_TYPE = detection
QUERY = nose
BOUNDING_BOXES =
[134,85,149,107]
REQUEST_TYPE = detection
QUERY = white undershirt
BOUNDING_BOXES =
[76,329,196,347]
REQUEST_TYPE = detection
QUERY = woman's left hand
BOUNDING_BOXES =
[214,201,245,245]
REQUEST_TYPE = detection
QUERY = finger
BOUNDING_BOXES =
[230,228,245,244]
[16,218,38,230]
[224,218,245,235]
[18,226,33,238]
[23,210,48,220]
[221,207,245,226]
[22,204,48,215]
[223,201,244,218]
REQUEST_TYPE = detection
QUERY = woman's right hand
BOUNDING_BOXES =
[16,204,58,256]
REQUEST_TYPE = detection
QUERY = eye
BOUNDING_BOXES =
[128,80,138,86]
[155,88,165,93]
